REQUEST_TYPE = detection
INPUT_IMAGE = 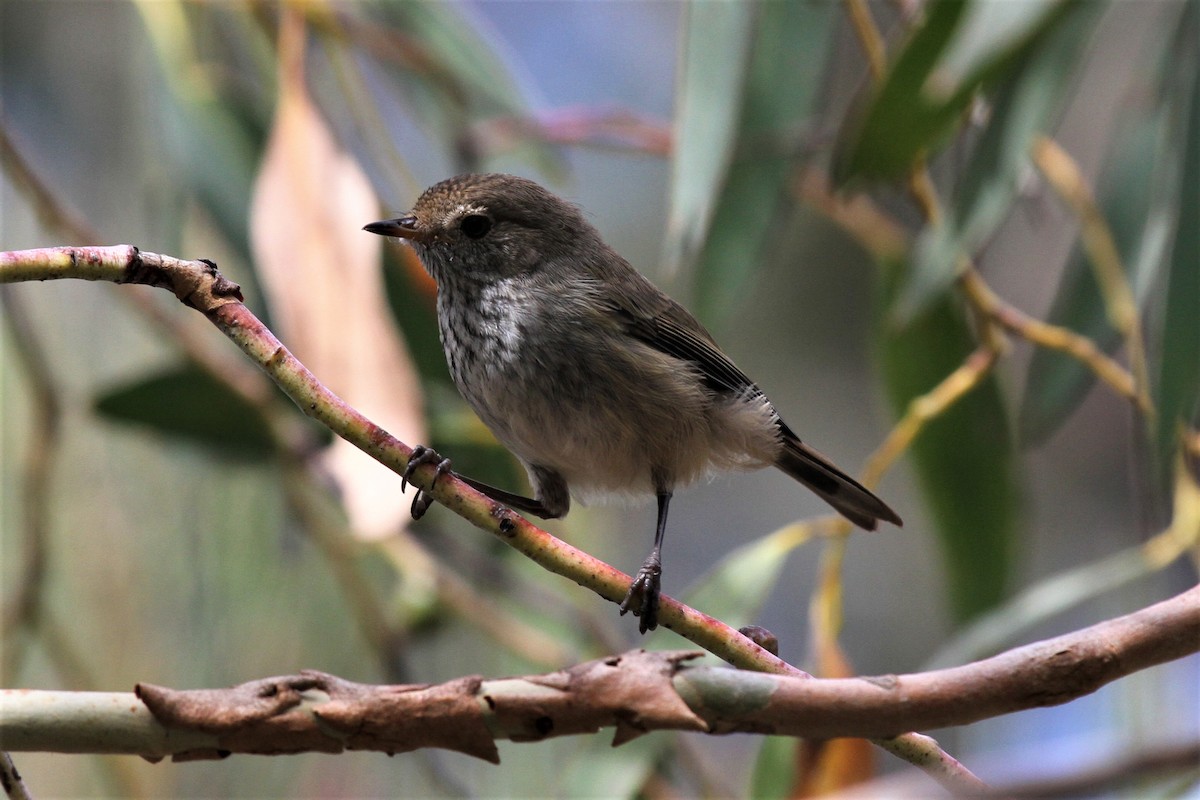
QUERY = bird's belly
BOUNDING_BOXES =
[448,337,779,499]
[500,389,709,496]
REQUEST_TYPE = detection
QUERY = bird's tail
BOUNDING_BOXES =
[775,436,902,531]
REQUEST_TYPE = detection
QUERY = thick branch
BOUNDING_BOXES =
[2,586,1196,761]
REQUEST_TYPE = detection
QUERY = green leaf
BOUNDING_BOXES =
[384,1,537,118]
[896,0,1102,321]
[365,1,564,178]
[834,0,1093,189]
[94,364,280,460]
[749,735,798,800]
[663,1,756,281]
[1017,4,1185,443]
[136,2,269,267]
[923,542,1154,669]
[557,736,666,800]
[832,0,969,184]
[1153,11,1200,481]
[691,0,839,323]
[879,280,1019,622]
[682,523,814,632]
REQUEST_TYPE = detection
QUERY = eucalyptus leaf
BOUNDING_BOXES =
[368,1,563,178]
[663,1,756,281]
[896,0,1102,322]
[558,735,666,800]
[691,0,838,323]
[834,0,1090,190]
[832,0,968,185]
[749,735,798,800]
[1017,3,1185,448]
[136,1,269,269]
[923,542,1153,669]
[94,364,281,460]
[683,524,814,632]
[1152,19,1200,483]
[879,279,1019,622]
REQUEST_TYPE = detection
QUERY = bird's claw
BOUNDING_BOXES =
[619,560,662,634]
[410,490,436,520]
[403,445,453,520]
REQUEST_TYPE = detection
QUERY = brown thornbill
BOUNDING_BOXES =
[365,173,901,633]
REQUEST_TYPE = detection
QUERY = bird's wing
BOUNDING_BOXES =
[602,271,903,531]
[624,311,760,396]
[602,274,760,398]
[623,306,811,441]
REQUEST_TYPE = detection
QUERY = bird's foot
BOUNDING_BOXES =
[619,557,662,634]
[402,445,453,520]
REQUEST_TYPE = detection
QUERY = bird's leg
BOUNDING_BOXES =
[620,490,671,633]
[401,446,559,520]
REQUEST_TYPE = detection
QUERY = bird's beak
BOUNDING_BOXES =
[363,214,426,242]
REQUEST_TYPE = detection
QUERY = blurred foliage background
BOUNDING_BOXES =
[2,0,1197,797]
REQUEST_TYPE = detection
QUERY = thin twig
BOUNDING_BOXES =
[843,0,888,82]
[993,739,1200,798]
[376,534,577,669]
[0,291,60,682]
[0,125,100,245]
[0,751,34,800]
[1032,135,1153,416]
[961,270,1148,410]
[861,347,999,490]
[795,168,1146,413]
[471,107,673,157]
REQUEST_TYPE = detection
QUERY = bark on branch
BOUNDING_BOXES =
[3,585,1196,763]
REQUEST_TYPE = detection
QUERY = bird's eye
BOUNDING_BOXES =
[460,214,492,239]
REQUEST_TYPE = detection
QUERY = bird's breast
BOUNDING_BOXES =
[437,278,529,385]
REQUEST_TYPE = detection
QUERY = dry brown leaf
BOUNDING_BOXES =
[250,10,424,539]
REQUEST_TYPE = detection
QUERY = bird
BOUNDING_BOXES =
[364,173,901,632]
